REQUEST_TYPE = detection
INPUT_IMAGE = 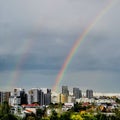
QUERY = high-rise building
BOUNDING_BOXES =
[9,88,27,106]
[28,88,40,104]
[39,88,51,105]
[0,91,11,104]
[86,89,93,99]
[62,86,69,96]
[39,89,44,105]
[73,88,82,99]
[44,89,51,105]
[28,88,51,105]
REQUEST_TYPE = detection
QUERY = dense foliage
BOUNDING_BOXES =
[0,101,18,120]
[1,102,120,120]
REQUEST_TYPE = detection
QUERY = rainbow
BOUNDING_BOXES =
[8,22,43,89]
[9,39,35,89]
[52,0,117,92]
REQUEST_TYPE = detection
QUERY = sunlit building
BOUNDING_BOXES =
[59,93,68,103]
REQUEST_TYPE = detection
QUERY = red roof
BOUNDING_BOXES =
[22,104,40,107]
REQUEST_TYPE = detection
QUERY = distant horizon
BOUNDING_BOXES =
[1,85,120,95]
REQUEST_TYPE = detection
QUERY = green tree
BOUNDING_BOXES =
[114,108,120,119]
[1,101,10,114]
[50,110,59,120]
[71,113,83,120]
[95,113,107,120]
[82,114,97,120]
[26,116,36,120]
[36,108,45,119]
[49,103,55,109]
[59,111,71,120]
[115,98,120,104]
[0,114,18,120]
[73,102,86,112]
[0,101,18,120]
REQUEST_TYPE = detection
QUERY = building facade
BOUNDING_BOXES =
[28,88,51,105]
[59,93,68,103]
[9,88,27,106]
[86,89,93,99]
[0,91,11,104]
[62,86,69,96]
[28,88,40,104]
[44,89,51,105]
[73,88,82,99]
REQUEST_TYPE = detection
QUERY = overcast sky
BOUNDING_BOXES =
[0,0,120,93]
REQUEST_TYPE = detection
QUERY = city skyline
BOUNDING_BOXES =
[0,0,120,92]
[1,86,120,98]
